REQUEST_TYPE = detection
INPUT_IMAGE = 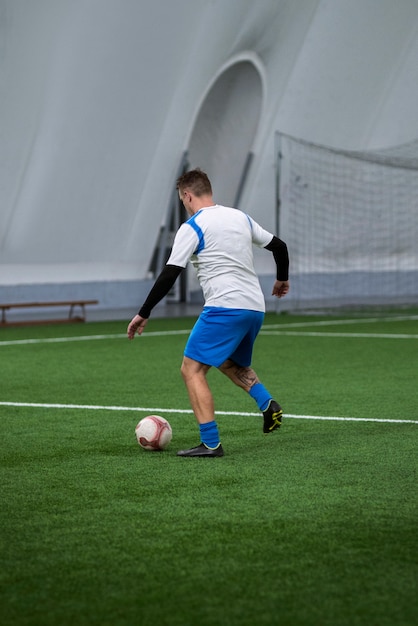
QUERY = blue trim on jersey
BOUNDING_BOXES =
[186,212,205,255]
[245,214,253,230]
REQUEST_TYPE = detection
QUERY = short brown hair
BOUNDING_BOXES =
[176,168,212,197]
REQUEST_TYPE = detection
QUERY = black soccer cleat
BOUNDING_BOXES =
[263,400,283,433]
[177,443,224,457]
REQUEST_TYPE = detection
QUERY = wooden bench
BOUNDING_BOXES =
[0,300,99,326]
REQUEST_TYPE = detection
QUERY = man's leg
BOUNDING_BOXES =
[177,356,223,457]
[180,356,214,423]
[219,359,283,432]
[218,359,259,393]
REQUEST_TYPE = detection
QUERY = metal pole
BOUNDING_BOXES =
[234,151,254,208]
[274,131,282,237]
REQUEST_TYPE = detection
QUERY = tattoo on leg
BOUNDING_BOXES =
[234,366,259,389]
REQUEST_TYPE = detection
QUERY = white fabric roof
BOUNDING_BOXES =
[1,0,418,288]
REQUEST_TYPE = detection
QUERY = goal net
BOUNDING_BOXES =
[276,133,418,311]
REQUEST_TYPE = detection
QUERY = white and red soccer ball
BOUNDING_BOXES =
[135,415,172,451]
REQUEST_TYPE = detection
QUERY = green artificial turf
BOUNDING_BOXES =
[1,311,417,626]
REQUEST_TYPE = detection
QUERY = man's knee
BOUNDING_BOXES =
[218,359,235,375]
[180,357,191,381]
[181,356,210,381]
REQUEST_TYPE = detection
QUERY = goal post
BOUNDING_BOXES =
[275,132,418,311]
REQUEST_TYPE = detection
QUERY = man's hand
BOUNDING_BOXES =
[127,314,148,340]
[272,280,289,298]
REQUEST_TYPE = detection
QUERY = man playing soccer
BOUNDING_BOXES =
[127,169,289,457]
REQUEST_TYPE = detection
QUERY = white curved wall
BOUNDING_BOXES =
[274,0,418,149]
[1,0,418,310]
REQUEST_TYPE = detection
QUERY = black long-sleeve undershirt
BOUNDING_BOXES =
[138,264,183,318]
[264,236,289,281]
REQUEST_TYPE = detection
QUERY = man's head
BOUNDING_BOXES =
[176,169,213,214]
[176,168,212,197]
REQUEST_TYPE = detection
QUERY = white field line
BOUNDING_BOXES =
[1,314,418,346]
[0,401,417,424]
[0,330,188,346]
[260,331,418,339]
[263,314,418,329]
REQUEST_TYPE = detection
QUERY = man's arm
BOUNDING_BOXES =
[127,264,183,339]
[264,236,290,298]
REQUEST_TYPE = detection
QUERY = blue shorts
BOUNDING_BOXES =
[184,307,264,368]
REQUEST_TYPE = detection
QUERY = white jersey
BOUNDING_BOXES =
[166,204,273,312]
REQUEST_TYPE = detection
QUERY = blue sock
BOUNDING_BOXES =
[249,382,272,412]
[199,421,220,449]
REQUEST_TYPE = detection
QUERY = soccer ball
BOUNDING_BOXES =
[135,415,172,451]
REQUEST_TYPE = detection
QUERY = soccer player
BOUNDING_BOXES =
[127,169,289,457]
